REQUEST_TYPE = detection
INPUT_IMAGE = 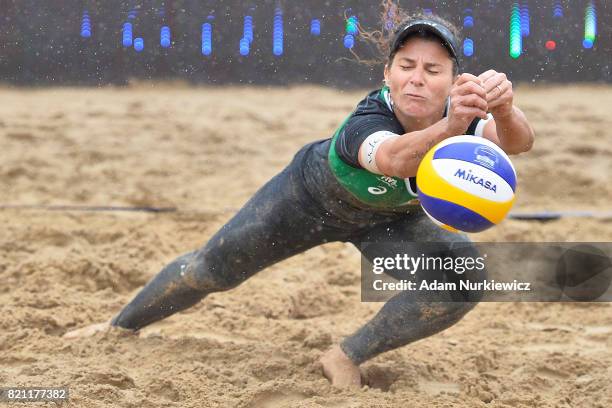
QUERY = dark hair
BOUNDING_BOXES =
[357,0,462,76]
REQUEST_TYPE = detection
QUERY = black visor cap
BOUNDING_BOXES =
[390,19,460,68]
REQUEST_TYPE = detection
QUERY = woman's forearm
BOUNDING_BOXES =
[493,106,535,154]
[377,118,452,179]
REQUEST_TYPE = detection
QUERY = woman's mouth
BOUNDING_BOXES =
[405,93,426,100]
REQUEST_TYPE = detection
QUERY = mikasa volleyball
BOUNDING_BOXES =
[416,135,517,233]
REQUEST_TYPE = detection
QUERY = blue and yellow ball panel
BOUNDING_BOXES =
[433,142,517,191]
[416,136,517,233]
[418,190,495,233]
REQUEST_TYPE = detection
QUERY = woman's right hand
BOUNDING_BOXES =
[62,319,135,339]
[446,73,489,136]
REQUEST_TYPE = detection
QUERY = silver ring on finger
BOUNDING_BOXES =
[496,85,503,94]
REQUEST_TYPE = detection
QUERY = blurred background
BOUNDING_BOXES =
[0,0,609,86]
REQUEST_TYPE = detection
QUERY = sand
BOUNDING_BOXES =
[1,84,611,407]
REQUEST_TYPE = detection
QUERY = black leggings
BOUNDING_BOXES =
[111,141,484,365]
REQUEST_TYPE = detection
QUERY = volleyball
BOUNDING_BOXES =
[416,135,517,233]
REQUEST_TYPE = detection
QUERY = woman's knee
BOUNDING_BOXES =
[184,247,243,292]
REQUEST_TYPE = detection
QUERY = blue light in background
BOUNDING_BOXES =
[81,10,91,38]
[553,1,563,18]
[240,38,249,56]
[463,15,474,29]
[520,3,530,37]
[202,19,213,56]
[343,34,354,49]
[310,19,320,36]
[160,26,171,48]
[273,7,283,56]
[463,8,474,30]
[244,15,253,43]
[122,22,133,47]
[463,38,474,57]
[134,37,144,52]
[122,9,136,47]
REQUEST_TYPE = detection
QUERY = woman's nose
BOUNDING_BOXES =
[409,67,425,86]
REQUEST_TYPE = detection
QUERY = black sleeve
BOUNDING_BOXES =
[466,113,494,136]
[466,117,481,136]
[335,114,405,168]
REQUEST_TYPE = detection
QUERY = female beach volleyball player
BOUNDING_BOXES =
[65,4,535,388]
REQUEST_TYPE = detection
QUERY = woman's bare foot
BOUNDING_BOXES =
[320,345,362,389]
[63,320,137,339]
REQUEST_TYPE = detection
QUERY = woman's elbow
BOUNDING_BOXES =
[520,130,536,153]
[505,129,535,155]
[522,134,535,153]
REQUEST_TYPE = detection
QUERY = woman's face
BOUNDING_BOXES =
[384,37,455,121]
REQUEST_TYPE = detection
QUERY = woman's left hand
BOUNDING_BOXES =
[478,70,514,118]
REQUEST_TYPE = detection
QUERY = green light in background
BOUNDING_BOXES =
[583,1,597,48]
[509,3,522,59]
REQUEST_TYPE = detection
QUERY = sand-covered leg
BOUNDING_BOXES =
[105,148,352,332]
[340,213,485,365]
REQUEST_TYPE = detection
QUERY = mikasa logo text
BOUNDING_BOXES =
[454,169,497,192]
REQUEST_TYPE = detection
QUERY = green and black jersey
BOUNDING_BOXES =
[326,86,490,209]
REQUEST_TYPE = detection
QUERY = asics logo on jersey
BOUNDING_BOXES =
[368,186,387,195]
